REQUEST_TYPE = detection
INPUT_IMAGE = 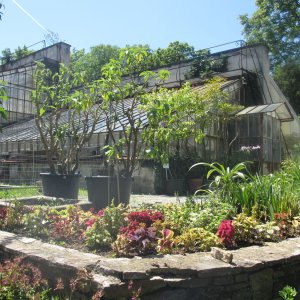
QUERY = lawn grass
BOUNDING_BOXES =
[0,186,42,200]
[0,185,88,200]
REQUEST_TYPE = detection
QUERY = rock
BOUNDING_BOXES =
[211,247,233,264]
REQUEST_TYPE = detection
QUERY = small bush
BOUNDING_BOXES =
[174,228,220,252]
[0,257,48,300]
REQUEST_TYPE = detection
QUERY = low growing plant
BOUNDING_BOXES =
[157,228,175,254]
[189,197,236,232]
[112,210,163,257]
[279,285,297,300]
[0,257,48,300]
[174,228,220,252]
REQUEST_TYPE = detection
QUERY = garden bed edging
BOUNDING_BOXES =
[0,230,300,299]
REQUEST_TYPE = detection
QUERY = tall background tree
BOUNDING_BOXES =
[0,2,3,20]
[240,0,300,113]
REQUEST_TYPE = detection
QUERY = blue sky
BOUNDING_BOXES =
[1,0,257,53]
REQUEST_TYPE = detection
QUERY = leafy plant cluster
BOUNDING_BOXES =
[3,159,300,257]
[0,257,105,299]
[197,160,300,220]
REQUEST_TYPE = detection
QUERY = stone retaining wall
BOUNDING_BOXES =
[0,230,300,299]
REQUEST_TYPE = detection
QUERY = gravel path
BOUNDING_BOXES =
[129,194,206,206]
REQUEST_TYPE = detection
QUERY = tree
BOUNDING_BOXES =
[1,46,33,64]
[1,48,13,64]
[71,44,120,82]
[240,1,300,113]
[240,0,300,65]
[99,47,169,178]
[0,2,3,20]
[154,41,195,66]
[142,78,242,165]
[274,58,300,114]
[32,63,102,175]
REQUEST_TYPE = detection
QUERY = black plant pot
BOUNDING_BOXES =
[85,176,132,210]
[165,179,185,196]
[40,173,81,199]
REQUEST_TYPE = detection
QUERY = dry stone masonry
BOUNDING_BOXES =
[0,230,300,299]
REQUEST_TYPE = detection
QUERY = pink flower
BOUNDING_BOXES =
[97,209,105,217]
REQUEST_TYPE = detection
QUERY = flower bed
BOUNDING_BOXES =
[1,196,300,258]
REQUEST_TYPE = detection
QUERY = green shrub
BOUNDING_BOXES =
[189,197,236,232]
[174,228,220,252]
[84,217,112,249]
[232,212,260,245]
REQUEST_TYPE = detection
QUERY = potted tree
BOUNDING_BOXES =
[142,78,242,195]
[85,47,169,208]
[32,62,101,199]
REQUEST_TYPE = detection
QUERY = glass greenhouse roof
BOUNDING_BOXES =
[236,103,294,122]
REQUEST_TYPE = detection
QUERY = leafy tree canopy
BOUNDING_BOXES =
[240,0,300,65]
[70,41,221,82]
[240,0,300,113]
[273,58,300,114]
[0,2,3,20]
[1,46,34,64]
[70,44,120,82]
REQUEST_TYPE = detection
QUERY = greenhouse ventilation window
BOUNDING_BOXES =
[236,103,294,122]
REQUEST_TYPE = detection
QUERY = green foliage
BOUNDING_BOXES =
[84,217,112,248]
[142,77,240,164]
[174,228,220,252]
[102,202,126,240]
[0,80,7,119]
[0,2,3,20]
[99,47,169,177]
[0,257,48,300]
[232,212,260,244]
[193,162,248,202]
[0,186,41,200]
[274,58,300,114]
[1,46,33,65]
[190,50,227,79]
[240,0,300,65]
[23,206,52,238]
[279,285,297,300]
[70,44,120,82]
[32,62,102,174]
[154,41,195,65]
[155,197,201,230]
[84,202,126,249]
[189,198,236,232]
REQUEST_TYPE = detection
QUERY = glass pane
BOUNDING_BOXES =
[249,114,260,137]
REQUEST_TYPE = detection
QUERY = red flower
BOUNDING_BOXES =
[127,211,164,227]
[85,217,96,228]
[217,220,235,247]
[0,207,7,219]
